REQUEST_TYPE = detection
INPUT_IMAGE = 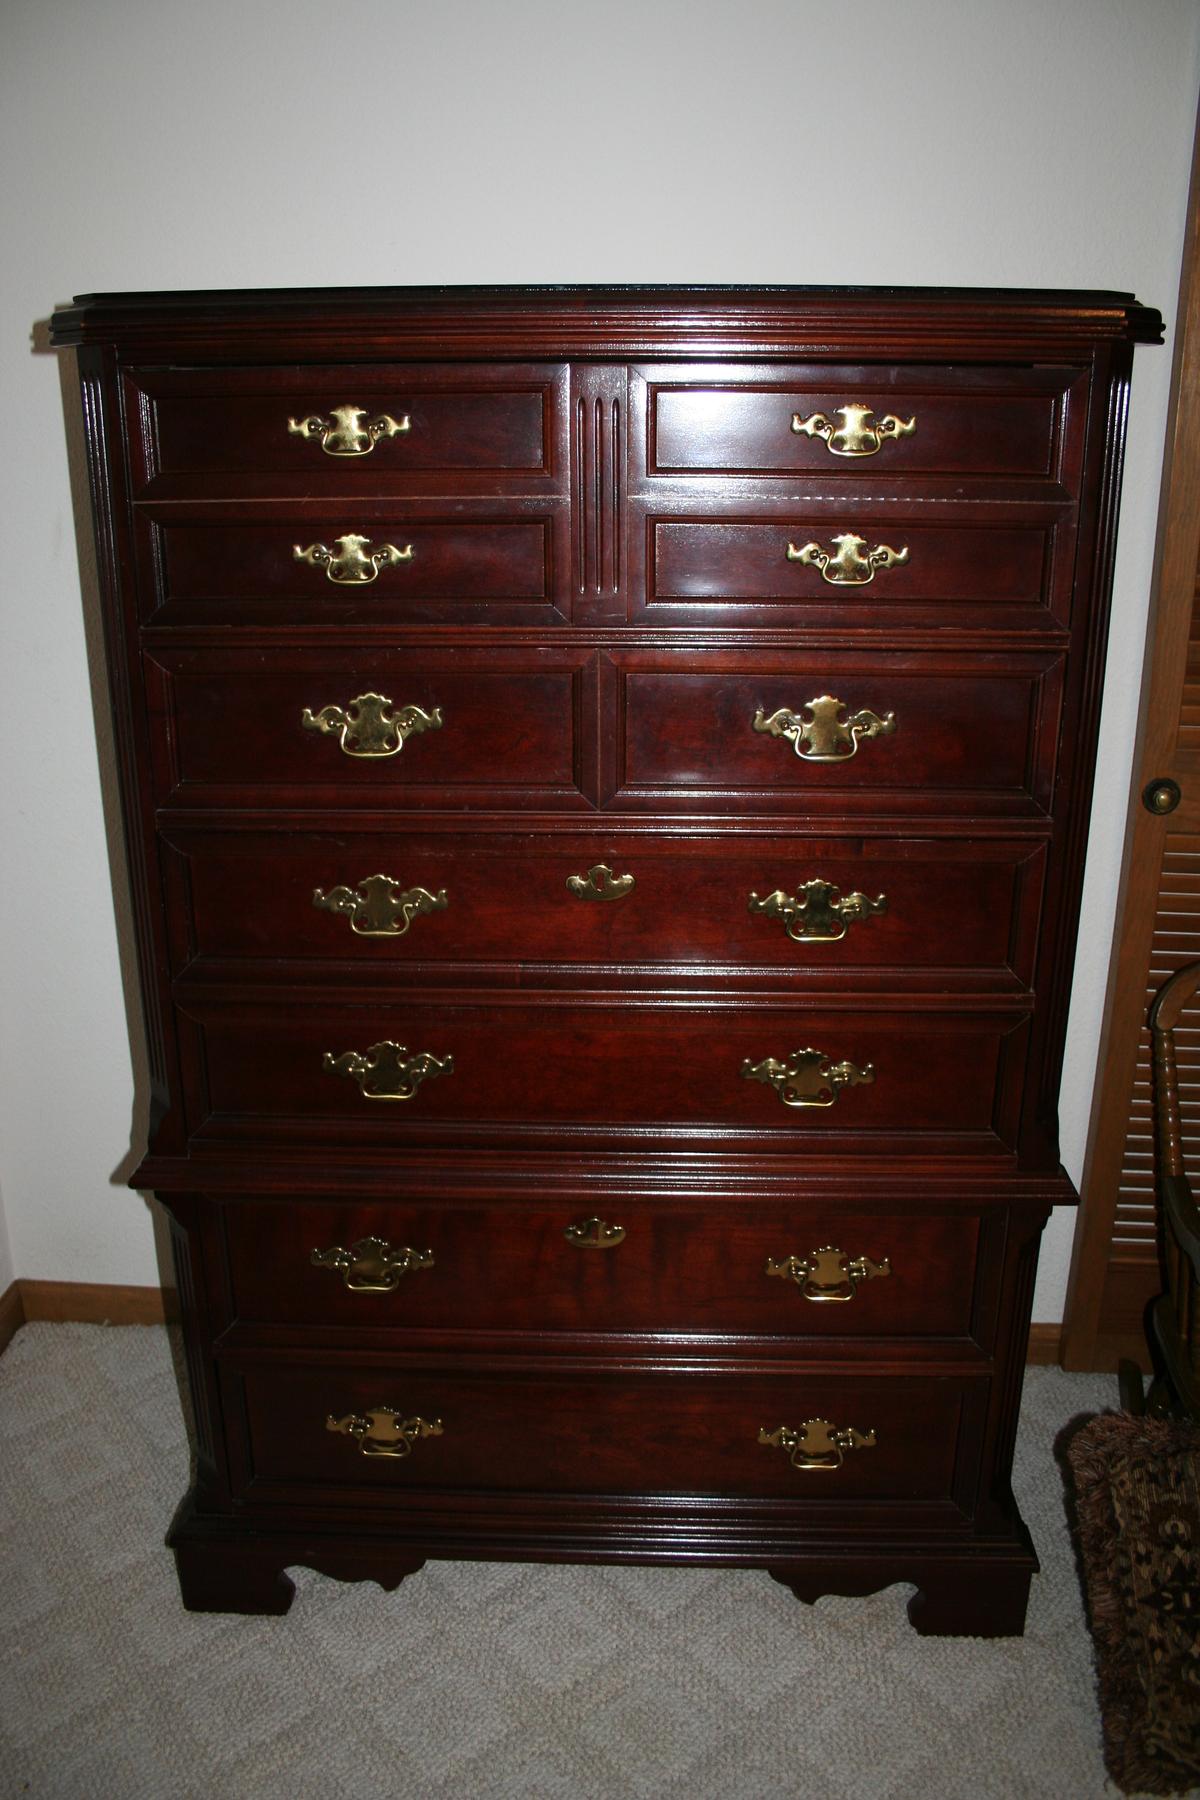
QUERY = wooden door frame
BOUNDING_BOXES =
[1062,104,1200,1369]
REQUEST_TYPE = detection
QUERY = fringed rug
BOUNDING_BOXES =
[1067,1412,1200,1795]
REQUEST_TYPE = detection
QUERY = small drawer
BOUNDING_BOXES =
[226,1358,989,1507]
[636,363,1085,484]
[135,510,569,627]
[145,644,598,812]
[164,828,1043,992]
[221,1195,992,1341]
[125,363,567,493]
[177,996,1029,1157]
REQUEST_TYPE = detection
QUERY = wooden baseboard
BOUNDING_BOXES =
[0,1281,176,1352]
[1025,1323,1064,1365]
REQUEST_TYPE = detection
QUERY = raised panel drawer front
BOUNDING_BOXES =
[178,997,1029,1155]
[607,648,1062,818]
[126,363,568,493]
[136,510,570,627]
[638,364,1086,482]
[222,1195,991,1340]
[146,646,598,811]
[166,829,1044,992]
[228,1361,988,1508]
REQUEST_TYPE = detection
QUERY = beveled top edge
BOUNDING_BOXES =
[49,282,1164,350]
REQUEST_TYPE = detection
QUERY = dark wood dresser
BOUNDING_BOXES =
[51,286,1161,1633]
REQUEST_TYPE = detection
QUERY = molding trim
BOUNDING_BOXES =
[1,1281,176,1348]
[1025,1323,1064,1365]
[0,1281,24,1356]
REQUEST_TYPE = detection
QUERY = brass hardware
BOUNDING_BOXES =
[741,1047,874,1108]
[301,693,443,758]
[758,1420,877,1470]
[311,1237,434,1292]
[566,864,635,901]
[564,1217,626,1249]
[1143,777,1182,816]
[288,405,411,456]
[765,1246,891,1302]
[791,404,916,457]
[749,878,887,944]
[293,534,414,584]
[786,533,908,586]
[752,696,896,762]
[313,874,448,937]
[323,1041,454,1101]
[326,1408,443,1458]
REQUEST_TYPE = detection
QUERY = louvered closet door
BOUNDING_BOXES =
[1063,126,1200,1368]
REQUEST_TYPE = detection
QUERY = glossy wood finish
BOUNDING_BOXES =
[52,285,1161,1634]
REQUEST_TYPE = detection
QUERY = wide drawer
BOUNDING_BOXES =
[177,996,1029,1154]
[164,828,1044,990]
[636,363,1085,483]
[125,363,568,492]
[145,644,598,811]
[221,1194,993,1340]
[135,508,570,627]
[225,1359,989,1506]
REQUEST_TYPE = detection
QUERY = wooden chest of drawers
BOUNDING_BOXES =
[51,285,1161,1634]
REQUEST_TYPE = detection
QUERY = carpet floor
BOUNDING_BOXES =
[1,1322,1194,1800]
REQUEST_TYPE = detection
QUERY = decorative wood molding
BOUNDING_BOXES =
[14,1280,175,1331]
[0,1282,24,1355]
[1025,1323,1064,1365]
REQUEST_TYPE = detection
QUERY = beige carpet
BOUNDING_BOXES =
[1,1322,1193,1800]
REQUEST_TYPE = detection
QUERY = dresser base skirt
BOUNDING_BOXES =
[166,1489,1038,1636]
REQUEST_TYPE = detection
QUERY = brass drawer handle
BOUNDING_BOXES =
[766,1247,891,1302]
[791,404,915,457]
[564,1217,626,1249]
[313,874,448,937]
[311,1237,434,1291]
[786,533,908,586]
[742,1047,874,1109]
[301,693,443,758]
[753,696,896,762]
[293,534,414,584]
[566,864,635,901]
[326,1408,443,1458]
[749,878,887,944]
[758,1420,877,1470]
[323,1041,454,1101]
[288,406,411,456]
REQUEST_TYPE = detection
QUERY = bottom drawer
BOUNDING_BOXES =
[227,1362,988,1507]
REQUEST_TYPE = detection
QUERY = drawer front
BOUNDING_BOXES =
[228,1360,988,1506]
[606,649,1062,819]
[637,363,1085,483]
[222,1195,990,1340]
[179,998,1028,1153]
[126,363,567,490]
[166,829,1043,990]
[137,510,569,627]
[146,646,597,811]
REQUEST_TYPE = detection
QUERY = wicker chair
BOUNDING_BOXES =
[1137,959,1200,1418]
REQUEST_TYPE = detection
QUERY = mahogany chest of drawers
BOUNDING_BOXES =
[52,285,1161,1634]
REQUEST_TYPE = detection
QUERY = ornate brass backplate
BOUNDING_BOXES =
[322,1041,454,1101]
[301,693,443,758]
[288,405,411,455]
[791,404,916,457]
[325,1408,444,1458]
[786,532,909,586]
[566,864,635,901]
[741,1046,874,1108]
[313,874,449,937]
[293,534,414,584]
[765,1246,891,1302]
[310,1237,435,1291]
[758,1420,877,1470]
[748,878,887,944]
[752,696,896,762]
[564,1217,626,1249]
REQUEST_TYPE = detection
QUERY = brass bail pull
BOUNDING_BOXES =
[566,864,635,901]
[311,1237,435,1292]
[765,1247,891,1302]
[564,1217,626,1249]
[326,1408,444,1458]
[786,533,908,586]
[288,405,411,455]
[293,534,414,584]
[758,1420,877,1470]
[753,696,896,763]
[791,404,916,457]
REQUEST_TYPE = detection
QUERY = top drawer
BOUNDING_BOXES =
[636,364,1086,487]
[125,364,569,496]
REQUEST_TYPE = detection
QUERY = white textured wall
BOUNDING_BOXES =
[1,0,1197,1315]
